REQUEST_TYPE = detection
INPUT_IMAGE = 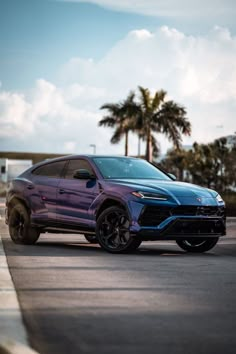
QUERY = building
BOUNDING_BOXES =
[0,159,32,183]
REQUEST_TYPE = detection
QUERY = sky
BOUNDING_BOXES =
[0,0,236,156]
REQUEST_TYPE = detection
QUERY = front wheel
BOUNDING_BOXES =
[8,203,40,245]
[176,237,219,253]
[96,206,142,253]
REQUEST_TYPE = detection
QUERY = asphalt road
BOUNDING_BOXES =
[1,219,236,354]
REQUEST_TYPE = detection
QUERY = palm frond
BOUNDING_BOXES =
[155,101,191,149]
[110,126,124,144]
[138,86,151,111]
[151,134,160,157]
[98,116,116,127]
[151,89,166,111]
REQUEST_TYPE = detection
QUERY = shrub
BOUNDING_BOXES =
[222,192,236,216]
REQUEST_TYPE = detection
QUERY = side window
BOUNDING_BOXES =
[32,160,66,178]
[64,159,94,179]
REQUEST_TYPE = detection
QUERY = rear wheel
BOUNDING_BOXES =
[84,234,98,244]
[8,203,40,245]
[96,206,142,253]
[176,237,219,253]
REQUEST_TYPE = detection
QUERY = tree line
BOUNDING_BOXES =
[160,138,236,193]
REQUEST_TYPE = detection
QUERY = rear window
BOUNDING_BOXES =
[32,160,66,178]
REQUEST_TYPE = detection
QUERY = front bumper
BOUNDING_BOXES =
[128,201,226,240]
[130,215,226,240]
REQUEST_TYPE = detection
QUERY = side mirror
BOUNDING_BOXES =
[168,173,177,181]
[73,169,95,180]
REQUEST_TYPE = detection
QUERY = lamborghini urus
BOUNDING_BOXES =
[5,156,226,253]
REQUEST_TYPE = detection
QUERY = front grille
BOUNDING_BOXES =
[139,205,225,226]
[139,207,171,226]
[171,206,225,217]
[166,219,225,236]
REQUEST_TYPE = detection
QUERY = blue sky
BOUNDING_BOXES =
[0,0,236,155]
[1,0,160,89]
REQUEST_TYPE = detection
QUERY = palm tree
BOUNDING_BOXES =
[136,86,191,161]
[99,92,138,156]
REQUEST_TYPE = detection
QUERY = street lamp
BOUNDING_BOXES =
[89,144,96,155]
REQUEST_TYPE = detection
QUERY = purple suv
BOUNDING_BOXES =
[5,155,226,253]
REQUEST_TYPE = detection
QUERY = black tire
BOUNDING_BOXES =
[176,237,219,253]
[84,234,98,244]
[8,203,40,245]
[96,206,142,254]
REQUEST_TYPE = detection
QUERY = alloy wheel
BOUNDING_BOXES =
[98,209,131,250]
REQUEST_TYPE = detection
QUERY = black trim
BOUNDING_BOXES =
[32,220,95,235]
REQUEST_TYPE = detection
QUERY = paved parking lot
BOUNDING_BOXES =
[1,215,236,354]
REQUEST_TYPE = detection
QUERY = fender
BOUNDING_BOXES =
[90,193,131,220]
[7,194,31,210]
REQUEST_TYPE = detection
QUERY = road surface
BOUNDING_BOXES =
[1,217,236,354]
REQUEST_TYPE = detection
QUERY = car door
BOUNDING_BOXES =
[57,158,99,227]
[29,160,67,224]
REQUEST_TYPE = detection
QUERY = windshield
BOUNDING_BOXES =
[93,157,171,180]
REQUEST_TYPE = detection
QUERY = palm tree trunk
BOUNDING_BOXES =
[125,131,128,156]
[146,130,152,162]
[138,134,141,157]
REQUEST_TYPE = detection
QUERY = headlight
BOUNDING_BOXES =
[131,191,168,201]
[216,194,224,203]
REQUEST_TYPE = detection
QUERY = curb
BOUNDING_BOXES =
[227,217,236,223]
[0,236,39,354]
[0,338,38,354]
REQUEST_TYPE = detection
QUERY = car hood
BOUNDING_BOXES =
[108,179,217,198]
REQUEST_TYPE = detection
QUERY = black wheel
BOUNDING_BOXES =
[8,203,40,245]
[176,237,219,253]
[84,234,98,244]
[96,206,142,253]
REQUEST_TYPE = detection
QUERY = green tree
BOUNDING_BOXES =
[186,143,215,188]
[160,137,236,194]
[135,87,191,161]
[160,148,188,181]
[226,146,236,190]
[99,91,138,156]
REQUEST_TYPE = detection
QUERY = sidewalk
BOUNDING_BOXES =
[0,235,39,354]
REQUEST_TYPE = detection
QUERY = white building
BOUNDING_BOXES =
[0,159,32,183]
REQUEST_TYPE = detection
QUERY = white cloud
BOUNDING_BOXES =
[63,141,77,152]
[61,0,236,19]
[0,91,32,138]
[61,26,236,149]
[0,26,236,155]
[0,79,107,154]
[61,26,236,104]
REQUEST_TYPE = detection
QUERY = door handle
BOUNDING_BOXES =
[59,189,65,194]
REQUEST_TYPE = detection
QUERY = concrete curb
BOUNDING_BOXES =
[0,236,39,354]
[0,338,39,354]
[227,217,236,223]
